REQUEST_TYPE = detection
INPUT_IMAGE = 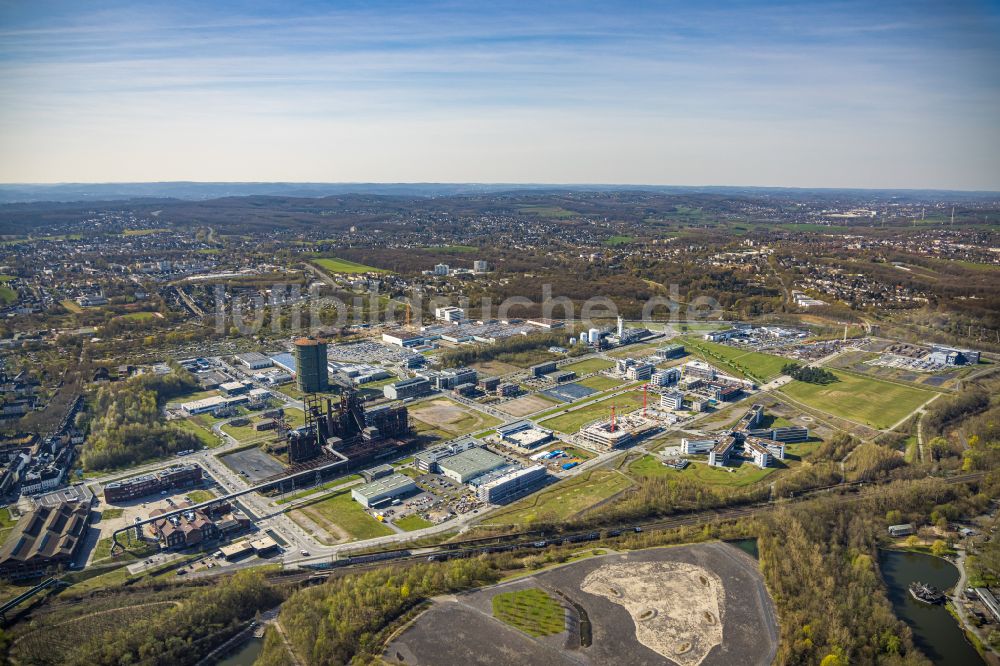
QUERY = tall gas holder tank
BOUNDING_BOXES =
[588,328,600,344]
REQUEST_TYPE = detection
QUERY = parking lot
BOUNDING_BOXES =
[220,446,286,482]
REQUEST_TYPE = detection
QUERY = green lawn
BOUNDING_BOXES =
[492,587,566,636]
[680,337,789,382]
[222,407,304,442]
[604,235,635,246]
[779,371,934,429]
[0,285,17,305]
[628,455,776,487]
[576,375,623,391]
[100,508,125,520]
[312,257,388,274]
[174,418,223,448]
[295,489,394,540]
[606,342,662,358]
[562,358,615,375]
[538,390,646,434]
[394,514,434,531]
[91,536,158,562]
[186,489,216,503]
[0,508,18,547]
[275,475,361,505]
[485,469,632,525]
[116,311,156,322]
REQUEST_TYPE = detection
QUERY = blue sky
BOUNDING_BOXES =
[1,0,998,188]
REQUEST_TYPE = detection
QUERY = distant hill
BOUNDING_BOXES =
[0,181,996,204]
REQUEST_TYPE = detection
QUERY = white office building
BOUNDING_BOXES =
[660,391,684,410]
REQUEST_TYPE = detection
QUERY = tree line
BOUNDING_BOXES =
[782,362,838,384]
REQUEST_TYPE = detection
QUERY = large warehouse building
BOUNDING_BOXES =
[351,473,418,508]
[437,447,508,483]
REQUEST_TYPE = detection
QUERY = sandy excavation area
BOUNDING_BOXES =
[581,561,724,666]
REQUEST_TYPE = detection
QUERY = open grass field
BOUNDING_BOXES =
[470,359,523,377]
[409,398,502,438]
[60,298,83,313]
[782,438,824,462]
[628,455,776,487]
[394,514,434,531]
[115,311,157,322]
[293,489,394,541]
[186,489,216,503]
[604,235,635,246]
[174,418,223,448]
[91,536,158,563]
[222,407,304,442]
[485,469,633,525]
[607,342,662,359]
[100,508,125,520]
[492,587,566,636]
[562,357,615,374]
[680,337,789,382]
[576,375,624,391]
[538,389,646,434]
[0,508,18,547]
[779,370,935,429]
[312,257,388,274]
[275,474,360,504]
[496,349,561,368]
[0,285,16,305]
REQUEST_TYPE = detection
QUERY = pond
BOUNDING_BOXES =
[214,636,263,666]
[727,537,759,560]
[880,549,984,665]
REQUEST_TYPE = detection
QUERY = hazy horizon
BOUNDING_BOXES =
[2,1,999,189]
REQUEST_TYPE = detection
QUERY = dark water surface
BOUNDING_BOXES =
[880,549,984,665]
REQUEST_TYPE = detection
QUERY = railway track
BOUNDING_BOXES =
[267,471,987,585]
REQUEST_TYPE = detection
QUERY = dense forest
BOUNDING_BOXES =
[80,362,202,470]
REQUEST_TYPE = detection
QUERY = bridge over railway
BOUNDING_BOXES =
[110,450,349,554]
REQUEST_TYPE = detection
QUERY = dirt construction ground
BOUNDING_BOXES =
[499,394,558,417]
[408,398,498,436]
[383,542,778,666]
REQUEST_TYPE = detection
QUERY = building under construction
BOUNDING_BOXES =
[577,411,659,450]
[284,390,416,469]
